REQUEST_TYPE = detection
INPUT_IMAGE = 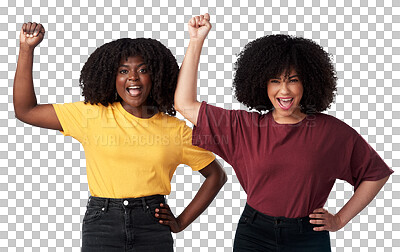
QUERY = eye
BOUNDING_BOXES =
[119,69,128,74]
[270,79,280,84]
[138,68,147,73]
[289,78,299,83]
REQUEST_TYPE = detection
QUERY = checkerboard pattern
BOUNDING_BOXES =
[1,0,399,251]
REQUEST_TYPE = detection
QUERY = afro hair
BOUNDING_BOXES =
[79,38,179,115]
[233,34,337,114]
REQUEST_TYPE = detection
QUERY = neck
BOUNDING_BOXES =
[272,110,306,124]
[121,102,158,119]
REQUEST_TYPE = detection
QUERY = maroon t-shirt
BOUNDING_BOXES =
[193,102,393,218]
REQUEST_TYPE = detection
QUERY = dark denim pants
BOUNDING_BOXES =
[233,204,331,252]
[81,195,173,252]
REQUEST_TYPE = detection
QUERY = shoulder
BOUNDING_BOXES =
[313,113,359,137]
[54,102,111,123]
[54,101,104,113]
[55,101,105,109]
[201,101,262,121]
[158,113,197,143]
[314,113,348,126]
[158,113,188,129]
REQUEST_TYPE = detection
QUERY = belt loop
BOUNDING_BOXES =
[86,196,91,207]
[141,197,147,211]
[249,208,257,224]
[298,218,303,234]
[103,198,109,212]
[122,199,127,213]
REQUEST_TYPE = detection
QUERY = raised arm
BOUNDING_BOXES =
[13,22,62,130]
[174,14,212,125]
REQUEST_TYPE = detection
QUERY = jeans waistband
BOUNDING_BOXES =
[243,203,319,231]
[87,195,166,210]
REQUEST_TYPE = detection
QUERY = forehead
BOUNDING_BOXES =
[272,68,298,78]
[119,55,145,65]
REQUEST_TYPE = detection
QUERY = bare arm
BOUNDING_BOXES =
[13,22,62,131]
[174,14,212,125]
[155,159,227,232]
[309,175,390,231]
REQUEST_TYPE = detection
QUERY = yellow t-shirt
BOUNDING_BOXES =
[53,101,215,198]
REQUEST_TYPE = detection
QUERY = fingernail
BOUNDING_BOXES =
[155,208,159,212]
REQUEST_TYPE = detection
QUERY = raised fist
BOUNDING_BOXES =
[188,13,212,41]
[20,22,45,50]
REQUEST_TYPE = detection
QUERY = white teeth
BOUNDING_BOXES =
[127,86,141,90]
[280,98,292,102]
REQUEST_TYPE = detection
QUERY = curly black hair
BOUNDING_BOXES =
[79,38,179,115]
[233,34,337,114]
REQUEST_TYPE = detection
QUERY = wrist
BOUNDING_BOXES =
[19,45,35,54]
[176,215,187,232]
[189,38,205,47]
[334,213,347,230]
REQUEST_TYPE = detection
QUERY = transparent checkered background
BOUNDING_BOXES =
[1,0,399,251]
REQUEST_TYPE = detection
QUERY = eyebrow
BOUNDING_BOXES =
[271,75,299,80]
[118,63,146,68]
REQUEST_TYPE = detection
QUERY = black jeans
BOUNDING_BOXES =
[233,204,331,252]
[82,195,173,252]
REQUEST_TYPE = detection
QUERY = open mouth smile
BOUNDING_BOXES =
[277,97,294,110]
[126,85,142,97]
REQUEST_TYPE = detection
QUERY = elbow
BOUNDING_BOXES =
[174,100,188,116]
[13,101,26,122]
[217,167,228,188]
[14,112,30,125]
[14,109,26,123]
[174,100,183,114]
[14,106,34,125]
[174,96,198,117]
[222,170,228,186]
[174,94,190,114]
[212,160,227,188]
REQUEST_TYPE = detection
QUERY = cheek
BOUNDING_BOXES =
[297,85,304,98]
[267,85,277,100]
[115,76,125,87]
[144,77,153,89]
[144,75,152,84]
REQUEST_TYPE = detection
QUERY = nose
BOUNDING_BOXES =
[279,81,290,94]
[128,72,139,81]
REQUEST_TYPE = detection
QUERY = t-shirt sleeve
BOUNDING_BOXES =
[340,134,393,190]
[181,123,215,171]
[192,102,243,165]
[52,102,95,142]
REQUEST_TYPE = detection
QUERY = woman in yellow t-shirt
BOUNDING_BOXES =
[13,22,226,251]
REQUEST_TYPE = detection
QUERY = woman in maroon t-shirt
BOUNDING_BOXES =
[162,14,392,251]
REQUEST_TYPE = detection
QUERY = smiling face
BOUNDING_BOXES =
[267,69,306,124]
[116,55,154,118]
